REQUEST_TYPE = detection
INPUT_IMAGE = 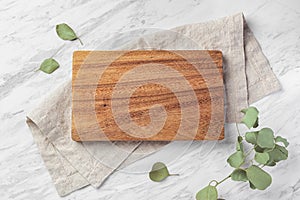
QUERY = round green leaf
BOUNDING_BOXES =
[249,181,256,190]
[268,144,288,162]
[56,23,78,41]
[246,165,272,190]
[254,152,270,164]
[245,132,258,144]
[149,162,170,182]
[254,145,264,153]
[227,151,244,168]
[254,145,273,153]
[39,58,59,74]
[257,128,275,149]
[265,160,276,167]
[196,185,218,200]
[241,107,259,129]
[275,136,289,147]
[231,169,248,182]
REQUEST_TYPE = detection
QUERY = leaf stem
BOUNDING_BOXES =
[169,173,180,176]
[209,175,231,187]
[77,37,83,45]
[209,180,218,186]
[235,123,241,136]
[216,175,231,187]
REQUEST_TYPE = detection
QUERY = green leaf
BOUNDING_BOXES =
[254,145,273,153]
[257,128,275,149]
[254,145,264,153]
[254,152,270,164]
[249,181,256,190]
[265,160,276,167]
[227,151,244,168]
[231,169,248,182]
[275,136,289,147]
[246,165,272,190]
[196,185,218,200]
[56,23,82,44]
[268,144,288,162]
[237,136,243,143]
[149,162,177,182]
[39,58,59,74]
[236,136,244,152]
[253,118,259,128]
[241,107,259,129]
[245,131,258,144]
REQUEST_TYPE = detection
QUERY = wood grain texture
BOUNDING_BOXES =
[72,50,224,141]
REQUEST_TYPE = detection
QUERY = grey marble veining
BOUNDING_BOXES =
[0,0,300,199]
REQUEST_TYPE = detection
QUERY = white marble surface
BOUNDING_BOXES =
[1,0,300,199]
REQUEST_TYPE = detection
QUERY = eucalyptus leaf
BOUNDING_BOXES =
[257,128,275,149]
[39,58,59,74]
[254,145,264,153]
[196,185,218,200]
[275,136,289,147]
[238,135,243,143]
[56,23,83,45]
[245,131,258,144]
[254,145,273,153]
[246,165,272,190]
[241,107,259,129]
[231,169,248,182]
[253,118,259,128]
[268,145,288,162]
[236,136,244,152]
[249,181,256,190]
[263,148,274,153]
[227,151,244,168]
[265,160,276,167]
[254,152,270,164]
[149,162,178,182]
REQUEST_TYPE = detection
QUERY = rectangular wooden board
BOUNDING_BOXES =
[72,50,224,141]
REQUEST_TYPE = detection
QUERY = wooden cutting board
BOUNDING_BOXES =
[72,50,224,141]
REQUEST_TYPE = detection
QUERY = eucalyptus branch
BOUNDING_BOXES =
[195,107,289,200]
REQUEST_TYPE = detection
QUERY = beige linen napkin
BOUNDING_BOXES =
[26,13,281,196]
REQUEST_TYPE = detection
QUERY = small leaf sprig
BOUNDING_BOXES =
[39,58,60,74]
[195,106,289,200]
[149,162,179,182]
[39,23,82,74]
[56,23,83,45]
